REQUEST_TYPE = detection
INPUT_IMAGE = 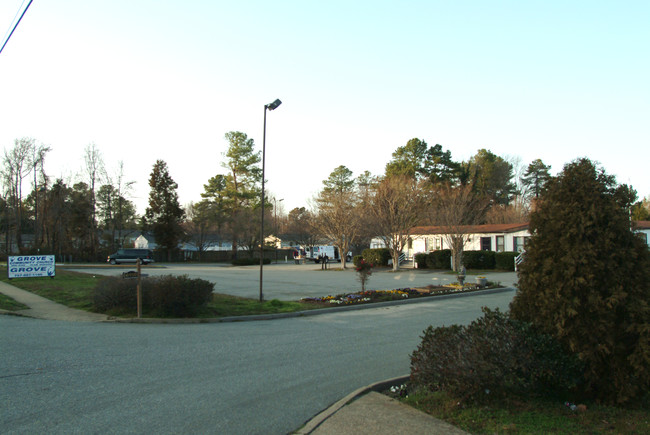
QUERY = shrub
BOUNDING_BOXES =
[231,258,271,266]
[510,159,650,404]
[462,250,495,269]
[410,308,584,403]
[146,275,214,317]
[425,249,451,270]
[352,255,364,267]
[94,276,136,312]
[361,248,391,267]
[414,253,428,269]
[495,251,518,271]
[94,274,214,317]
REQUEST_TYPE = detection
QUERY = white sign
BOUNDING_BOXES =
[8,255,56,279]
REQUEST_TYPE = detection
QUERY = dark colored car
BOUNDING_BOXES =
[107,249,154,265]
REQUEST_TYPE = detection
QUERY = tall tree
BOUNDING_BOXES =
[385,139,459,185]
[315,165,360,269]
[521,158,551,200]
[201,132,262,258]
[31,143,51,249]
[2,137,35,249]
[366,175,425,271]
[510,158,650,404]
[466,149,516,206]
[144,160,185,261]
[83,143,105,257]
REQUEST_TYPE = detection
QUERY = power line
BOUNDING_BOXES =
[0,0,34,56]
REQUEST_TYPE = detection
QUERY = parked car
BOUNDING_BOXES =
[107,249,155,265]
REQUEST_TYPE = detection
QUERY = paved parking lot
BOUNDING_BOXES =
[67,262,518,301]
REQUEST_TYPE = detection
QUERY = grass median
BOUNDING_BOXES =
[0,268,319,318]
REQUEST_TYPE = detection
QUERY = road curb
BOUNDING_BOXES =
[293,374,411,434]
[108,287,517,324]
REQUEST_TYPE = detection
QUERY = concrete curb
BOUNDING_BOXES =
[108,287,516,324]
[294,375,411,434]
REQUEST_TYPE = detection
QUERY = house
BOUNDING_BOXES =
[371,223,531,258]
[373,220,650,259]
[409,223,530,257]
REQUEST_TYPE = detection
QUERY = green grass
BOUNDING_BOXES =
[0,266,323,318]
[399,387,649,434]
[0,292,29,311]
[1,268,98,311]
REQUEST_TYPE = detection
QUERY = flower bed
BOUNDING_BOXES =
[300,283,490,306]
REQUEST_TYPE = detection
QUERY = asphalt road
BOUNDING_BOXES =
[65,262,518,301]
[1,289,515,434]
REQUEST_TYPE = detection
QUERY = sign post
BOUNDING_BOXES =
[8,256,56,279]
[137,259,142,318]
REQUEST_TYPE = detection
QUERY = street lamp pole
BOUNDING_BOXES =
[260,98,282,302]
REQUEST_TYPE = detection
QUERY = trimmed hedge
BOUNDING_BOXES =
[410,308,584,402]
[425,249,452,270]
[361,248,391,267]
[414,253,428,269]
[462,250,496,269]
[495,251,518,271]
[94,274,215,317]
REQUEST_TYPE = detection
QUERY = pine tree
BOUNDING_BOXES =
[144,160,185,261]
[520,158,551,200]
[510,158,650,403]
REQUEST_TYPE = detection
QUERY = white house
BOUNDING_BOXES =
[371,223,531,258]
[372,220,650,259]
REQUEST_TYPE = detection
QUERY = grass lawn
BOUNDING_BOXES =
[0,267,323,318]
[389,386,649,434]
[0,292,29,311]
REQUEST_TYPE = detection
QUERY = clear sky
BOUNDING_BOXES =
[1,1,648,215]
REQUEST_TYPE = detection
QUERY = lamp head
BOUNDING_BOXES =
[266,99,282,111]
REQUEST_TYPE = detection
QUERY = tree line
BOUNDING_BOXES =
[3,135,648,264]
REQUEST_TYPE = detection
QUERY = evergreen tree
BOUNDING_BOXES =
[510,158,650,404]
[201,132,262,258]
[144,160,185,261]
[466,149,516,206]
[520,158,551,200]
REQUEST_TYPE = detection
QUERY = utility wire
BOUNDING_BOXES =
[1,0,27,45]
[0,0,34,56]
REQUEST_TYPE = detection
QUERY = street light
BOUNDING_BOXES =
[260,98,282,302]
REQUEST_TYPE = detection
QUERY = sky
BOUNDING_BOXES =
[1,0,648,216]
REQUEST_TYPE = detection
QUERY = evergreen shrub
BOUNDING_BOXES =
[425,249,451,269]
[495,251,518,271]
[414,253,428,269]
[410,308,584,403]
[462,250,495,269]
[361,248,391,266]
[510,158,650,404]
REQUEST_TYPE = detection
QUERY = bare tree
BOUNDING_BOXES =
[31,143,51,248]
[434,183,486,272]
[83,143,105,257]
[3,138,36,250]
[366,175,425,271]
